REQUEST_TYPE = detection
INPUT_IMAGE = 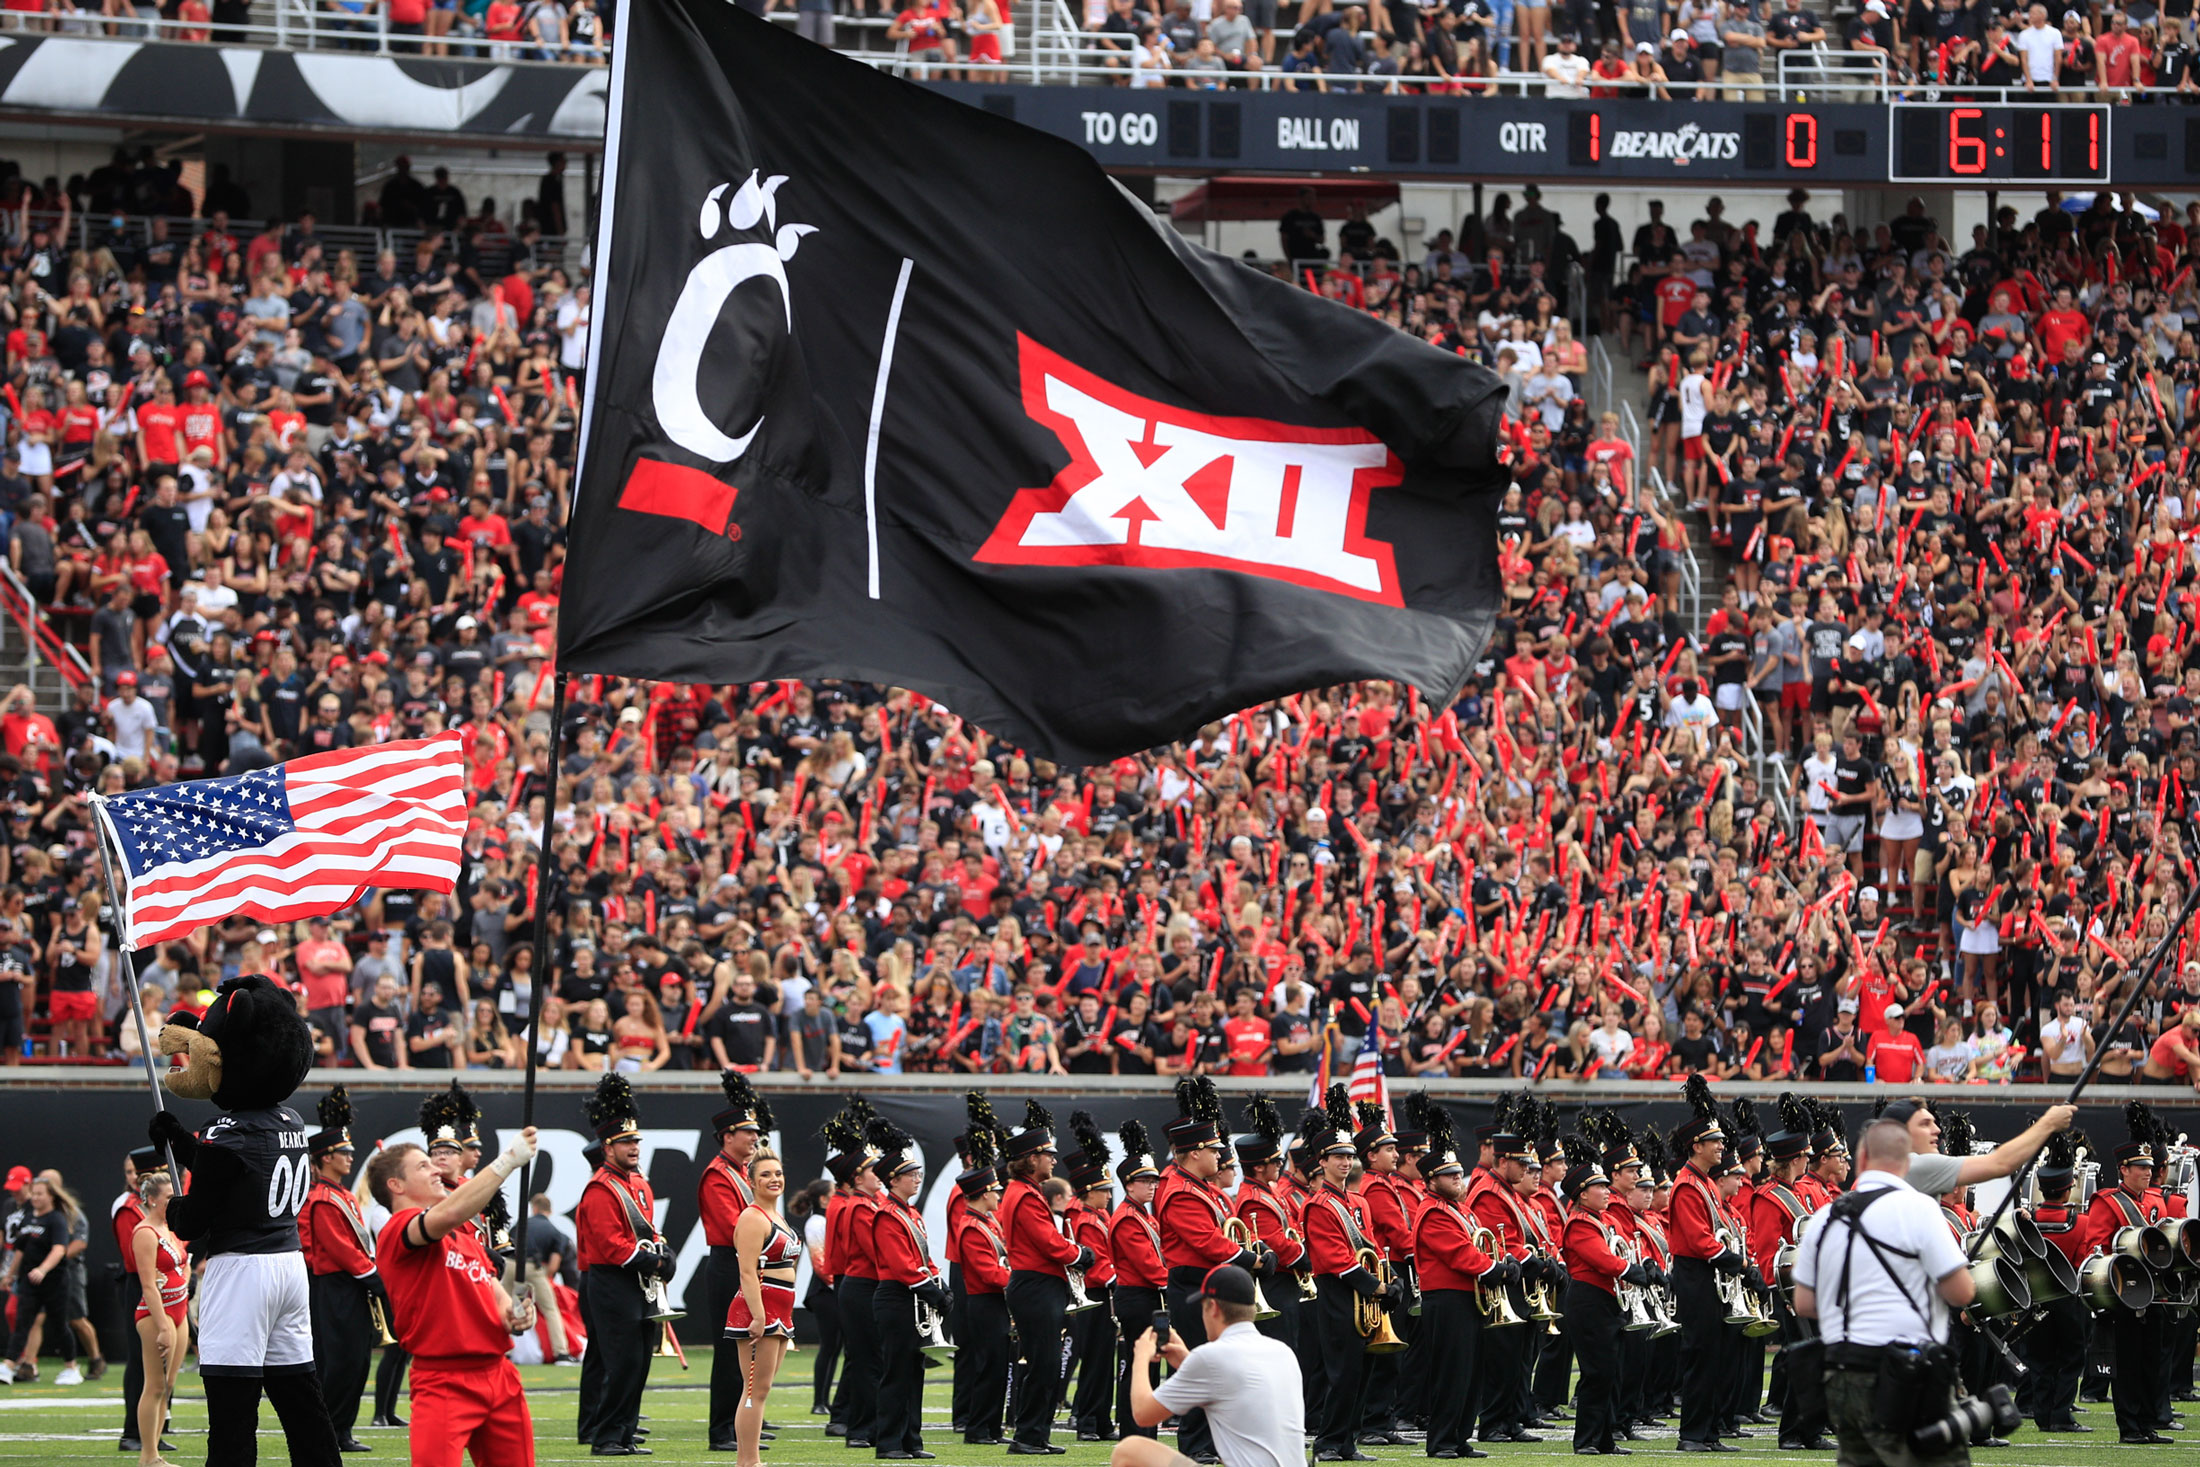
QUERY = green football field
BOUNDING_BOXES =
[0,1348,2182,1464]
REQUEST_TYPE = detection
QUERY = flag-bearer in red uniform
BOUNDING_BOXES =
[950,1128,1011,1446]
[1107,1122,1166,1445]
[1667,1074,1747,1453]
[999,1099,1092,1453]
[1303,1086,1384,1461]
[1157,1076,1269,1462]
[1065,1112,1120,1442]
[574,1075,666,1458]
[867,1117,945,1460]
[1411,1102,1509,1461]
[365,1125,541,1467]
[301,1087,381,1452]
[702,1071,771,1452]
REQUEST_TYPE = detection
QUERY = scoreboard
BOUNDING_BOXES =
[946,88,2185,187]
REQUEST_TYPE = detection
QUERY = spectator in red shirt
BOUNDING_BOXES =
[1218,987,1272,1075]
[1864,1005,1927,1083]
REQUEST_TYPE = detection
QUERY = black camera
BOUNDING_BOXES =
[1911,1384,2021,1453]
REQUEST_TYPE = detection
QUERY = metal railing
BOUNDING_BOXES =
[49,212,584,278]
[23,15,2197,101]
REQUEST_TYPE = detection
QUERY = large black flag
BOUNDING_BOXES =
[559,0,1508,764]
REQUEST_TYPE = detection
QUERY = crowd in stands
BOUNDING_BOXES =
[0,138,2196,1098]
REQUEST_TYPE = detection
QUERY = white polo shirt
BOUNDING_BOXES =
[1151,1320,1305,1467]
[1792,1168,1967,1348]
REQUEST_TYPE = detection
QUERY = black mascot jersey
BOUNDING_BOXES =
[196,1104,312,1257]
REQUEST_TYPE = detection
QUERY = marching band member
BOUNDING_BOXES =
[2086,1104,2172,1443]
[1066,1113,1119,1442]
[1724,1102,1768,1434]
[724,1152,799,1467]
[1107,1122,1166,1445]
[1712,1153,1756,1440]
[702,1073,771,1454]
[1668,1075,1746,1454]
[1353,1100,1413,1447]
[1524,1099,1573,1429]
[1467,1095,1545,1446]
[999,1100,1091,1455]
[1560,1133,1653,1458]
[367,1123,541,1467]
[869,1120,945,1461]
[1282,1128,1325,1417]
[1587,1113,1648,1444]
[2018,1128,2089,1435]
[1158,1077,1266,1463]
[1234,1098,1306,1355]
[1392,1100,1436,1436]
[1755,1099,1826,1452]
[301,1087,380,1453]
[1301,1094,1381,1462]
[575,1075,665,1458]
[824,1102,883,1445]
[2140,1118,2187,1435]
[951,1131,1010,1447]
[1636,1136,1681,1425]
[1412,1102,1510,1462]
[951,1097,1003,1438]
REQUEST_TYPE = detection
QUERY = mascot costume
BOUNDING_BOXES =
[149,974,343,1467]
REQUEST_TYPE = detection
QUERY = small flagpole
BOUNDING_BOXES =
[89,797,179,1181]
[512,671,570,1285]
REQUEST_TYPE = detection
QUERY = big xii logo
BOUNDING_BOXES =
[976,337,1407,606]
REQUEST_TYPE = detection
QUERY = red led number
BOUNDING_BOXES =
[1947,108,1988,175]
[2087,111,2101,171]
[1784,113,1817,169]
[1590,112,1601,162]
[2036,111,2053,171]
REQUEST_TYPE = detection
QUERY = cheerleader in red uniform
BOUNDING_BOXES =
[128,1172,189,1467]
[725,1153,800,1467]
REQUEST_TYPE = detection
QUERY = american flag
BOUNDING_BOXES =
[1306,1019,1393,1126]
[95,734,467,949]
[1346,1019,1392,1125]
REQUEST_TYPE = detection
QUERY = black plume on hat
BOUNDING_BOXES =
[1684,1073,1718,1124]
[721,1070,775,1132]
[1403,1091,1433,1135]
[483,1186,513,1255]
[1120,1119,1155,1163]
[1777,1093,1812,1137]
[1301,1105,1338,1151]
[1356,1099,1386,1132]
[1562,1132,1600,1169]
[1324,1083,1354,1134]
[821,1108,864,1156]
[967,1091,1003,1142]
[867,1116,909,1156]
[847,1094,879,1130]
[1186,1076,1224,1124]
[1426,1102,1457,1162]
[1733,1097,1759,1139]
[1940,1110,1975,1158]
[1023,1098,1056,1134]
[583,1072,640,1137]
[2127,1100,2157,1147]
[1491,1090,1515,1134]
[1070,1110,1111,1173]
[421,1082,467,1143]
[317,1085,353,1132]
[967,1126,998,1169]
[1247,1095,1286,1147]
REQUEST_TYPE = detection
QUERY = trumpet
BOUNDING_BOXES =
[642,1272,685,1324]
[1225,1218,1281,1322]
[916,1291,958,1366]
[1353,1247,1407,1353]
[368,1292,397,1347]
[1467,1221,1523,1329]
[1714,1219,1780,1337]
[1284,1227,1317,1303]
[1065,1262,1105,1314]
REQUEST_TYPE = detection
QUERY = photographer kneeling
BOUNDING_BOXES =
[1114,1265,1303,1467]
[1792,1119,2014,1467]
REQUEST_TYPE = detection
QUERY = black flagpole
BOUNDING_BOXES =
[510,671,569,1282]
[1963,875,2200,1264]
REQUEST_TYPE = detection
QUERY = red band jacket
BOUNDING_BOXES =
[1156,1165,1242,1272]
[1237,1183,1305,1270]
[1305,1180,1376,1275]
[1000,1178,1081,1276]
[871,1194,936,1287]
[1667,1165,1726,1261]
[1412,1193,1497,1291]
[577,1164,658,1272]
[1108,1202,1168,1289]
[952,1211,1010,1294]
[698,1153,753,1247]
[301,1179,376,1279]
[1562,1210,1630,1296]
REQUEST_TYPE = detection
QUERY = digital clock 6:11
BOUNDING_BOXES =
[1891,103,2108,182]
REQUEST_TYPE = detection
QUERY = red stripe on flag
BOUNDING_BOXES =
[616,457,739,533]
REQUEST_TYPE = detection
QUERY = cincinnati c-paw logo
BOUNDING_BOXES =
[650,170,817,465]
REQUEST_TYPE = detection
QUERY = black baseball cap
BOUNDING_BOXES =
[1200,1264,1258,1307]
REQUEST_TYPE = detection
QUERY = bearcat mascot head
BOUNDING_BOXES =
[156,973,314,1111]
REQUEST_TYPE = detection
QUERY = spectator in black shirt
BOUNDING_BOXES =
[349,972,408,1070]
[709,969,776,1070]
[405,983,461,1069]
